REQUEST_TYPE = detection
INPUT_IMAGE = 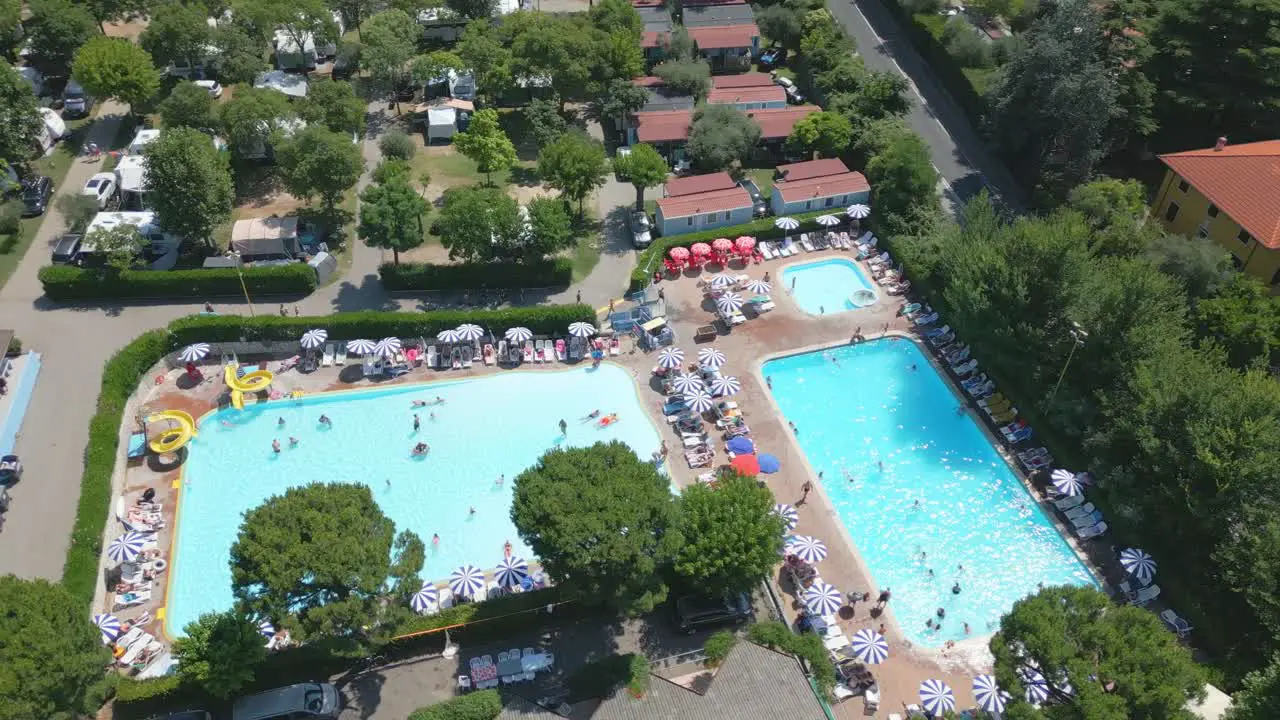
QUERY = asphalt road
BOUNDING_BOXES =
[826,0,1025,212]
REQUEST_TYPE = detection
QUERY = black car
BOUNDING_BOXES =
[21,176,52,217]
[738,179,768,217]
[51,233,83,264]
[674,591,753,634]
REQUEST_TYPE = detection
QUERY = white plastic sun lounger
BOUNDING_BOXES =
[497,340,508,364]
[321,344,335,366]
[761,242,775,260]
[462,345,474,368]
[1052,494,1085,511]
[533,340,544,362]
[1131,583,1161,606]
[523,340,535,362]
[334,343,347,366]
[800,233,815,252]
[1075,521,1108,539]
[426,345,437,368]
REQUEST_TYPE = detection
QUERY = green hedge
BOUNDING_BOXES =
[898,10,986,124]
[408,690,502,720]
[747,622,836,695]
[630,209,835,291]
[38,263,317,301]
[379,259,574,291]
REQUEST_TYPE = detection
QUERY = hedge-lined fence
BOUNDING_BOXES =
[629,209,837,291]
[409,690,502,720]
[379,259,574,292]
[38,263,318,301]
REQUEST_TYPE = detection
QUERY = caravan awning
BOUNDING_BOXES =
[231,216,300,256]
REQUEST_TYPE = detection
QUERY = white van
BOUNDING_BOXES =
[232,683,341,720]
[62,79,94,117]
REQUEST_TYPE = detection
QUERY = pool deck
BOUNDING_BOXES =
[100,245,1104,715]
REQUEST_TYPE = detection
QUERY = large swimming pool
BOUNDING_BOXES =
[763,339,1094,646]
[782,258,877,315]
[168,365,662,636]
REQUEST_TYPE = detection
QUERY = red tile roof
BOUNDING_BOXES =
[776,158,850,182]
[665,172,737,197]
[641,31,670,48]
[747,105,821,139]
[683,0,747,5]
[707,85,786,106]
[634,110,693,142]
[632,76,665,87]
[631,0,664,6]
[1159,139,1280,249]
[687,24,759,49]
[657,186,753,219]
[712,73,775,89]
[774,172,870,204]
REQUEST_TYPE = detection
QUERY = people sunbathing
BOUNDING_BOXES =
[597,414,619,427]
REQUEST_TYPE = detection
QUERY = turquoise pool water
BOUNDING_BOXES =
[782,258,876,315]
[169,365,661,636]
[763,340,1094,646]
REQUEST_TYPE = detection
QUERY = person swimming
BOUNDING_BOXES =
[582,410,601,421]
[432,533,440,546]
[319,414,332,426]
[559,419,568,434]
[289,436,298,447]
[413,414,420,431]
[496,474,504,486]
[597,413,619,427]
[952,582,961,594]
[277,417,286,427]
[504,540,512,557]
[411,400,427,407]
[272,439,281,453]
[469,506,476,516]
[412,442,430,456]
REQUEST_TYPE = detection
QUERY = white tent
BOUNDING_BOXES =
[255,70,309,99]
[426,107,458,143]
[231,217,301,257]
[114,155,148,209]
[36,108,65,154]
[127,129,160,155]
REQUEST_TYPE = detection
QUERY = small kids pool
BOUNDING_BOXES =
[781,258,877,315]
[763,339,1094,646]
[168,365,662,636]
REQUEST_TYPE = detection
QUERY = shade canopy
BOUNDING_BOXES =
[671,371,704,394]
[919,679,956,716]
[690,242,712,255]
[972,675,1007,714]
[410,582,439,613]
[300,329,327,349]
[711,238,733,252]
[846,204,871,219]
[656,347,685,369]
[730,454,760,475]
[815,214,841,226]
[772,503,798,531]
[758,453,781,473]
[804,580,843,615]
[1119,547,1157,584]
[495,556,529,587]
[726,436,754,454]
[568,322,597,338]
[93,613,121,645]
[774,216,799,229]
[851,628,889,664]
[786,534,827,563]
[697,347,727,368]
[179,343,211,362]
[456,323,485,341]
[504,327,533,343]
[347,338,378,354]
[449,565,486,598]
[669,246,690,260]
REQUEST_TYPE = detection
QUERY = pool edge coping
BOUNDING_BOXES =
[750,331,1107,665]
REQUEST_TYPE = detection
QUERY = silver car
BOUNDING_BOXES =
[629,209,653,248]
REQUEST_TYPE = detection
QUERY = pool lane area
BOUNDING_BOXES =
[763,339,1095,647]
[168,364,662,636]
[781,258,877,316]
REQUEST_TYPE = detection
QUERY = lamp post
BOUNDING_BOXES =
[226,250,255,317]
[1045,321,1087,408]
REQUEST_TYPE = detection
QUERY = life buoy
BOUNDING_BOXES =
[152,559,167,571]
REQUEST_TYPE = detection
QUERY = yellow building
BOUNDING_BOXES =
[1152,138,1280,289]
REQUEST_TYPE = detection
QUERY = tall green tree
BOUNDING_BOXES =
[0,0,19,55]
[211,23,270,84]
[588,79,649,136]
[218,86,295,158]
[160,81,217,130]
[173,611,267,698]
[510,14,598,109]
[1195,275,1280,369]
[687,104,759,173]
[511,442,682,615]
[454,108,517,185]
[0,61,43,165]
[1066,177,1151,257]
[446,0,496,19]
[274,126,365,213]
[231,482,401,639]
[27,0,99,75]
[266,0,338,68]
[787,110,853,159]
[0,576,116,720]
[653,58,711,100]
[1225,653,1280,720]
[991,586,1205,719]
[140,1,213,73]
[613,143,668,210]
[299,78,366,136]
[756,5,804,52]
[409,50,465,90]
[88,223,147,271]
[525,195,574,259]
[359,172,429,264]
[589,0,642,37]
[144,127,234,249]
[434,185,522,262]
[865,130,938,233]
[360,9,416,99]
[522,98,569,150]
[72,36,161,117]
[537,133,608,216]
[457,19,513,102]
[673,473,784,593]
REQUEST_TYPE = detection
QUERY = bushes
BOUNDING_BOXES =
[901,10,988,122]
[746,622,836,695]
[704,630,737,667]
[5,335,19,355]
[408,690,502,720]
[386,586,590,653]
[380,130,417,161]
[38,263,317,301]
[566,654,640,701]
[626,654,650,697]
[379,259,574,291]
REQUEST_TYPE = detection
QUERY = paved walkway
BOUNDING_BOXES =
[0,107,638,580]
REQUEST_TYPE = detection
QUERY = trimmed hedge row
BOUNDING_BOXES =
[629,209,836,291]
[168,306,596,347]
[38,263,317,301]
[378,259,574,291]
[408,690,502,720]
[890,8,987,124]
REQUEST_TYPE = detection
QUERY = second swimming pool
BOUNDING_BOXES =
[763,339,1094,646]
[168,365,662,636]
[781,257,877,315]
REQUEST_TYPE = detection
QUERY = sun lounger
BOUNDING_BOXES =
[462,345,474,368]
[989,406,1016,422]
[1068,510,1104,528]
[117,631,156,666]
[114,588,152,609]
[1131,583,1161,606]
[1052,494,1085,510]
[1074,521,1108,539]
[610,337,620,355]
[321,344,335,366]
[800,233,815,252]
[438,588,455,609]
[555,339,566,361]
[533,340,544,362]
[1160,609,1193,637]
[542,340,555,363]
[1062,502,1097,520]
[682,435,708,448]
[482,343,495,365]
[886,280,911,295]
[1018,447,1049,460]
[451,347,463,370]
[978,392,1007,410]
[511,342,522,363]
[523,340,535,362]
[1004,426,1033,444]
[497,340,507,364]
[781,239,797,256]
[761,242,775,260]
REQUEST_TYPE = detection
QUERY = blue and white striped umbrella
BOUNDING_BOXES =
[495,556,529,588]
[1020,667,1050,704]
[846,204,871,219]
[346,338,378,354]
[816,214,841,227]
[774,216,800,230]
[504,327,533,343]
[671,371,703,394]
[258,619,275,638]
[450,565,486,598]
[972,675,1007,714]
[179,343,211,362]
[772,503,798,531]
[851,628,889,664]
[744,279,771,294]
[657,347,684,369]
[709,274,737,288]
[107,531,147,563]
[804,580,843,615]
[410,582,439,613]
[300,329,327,349]
[919,679,955,717]
[786,535,827,563]
[1051,468,1083,497]
[716,292,745,313]
[456,324,485,341]
[1119,547,1157,584]
[684,391,714,413]
[568,322,597,338]
[375,336,402,357]
[697,347,727,369]
[436,329,463,343]
[93,613,121,645]
[710,374,740,396]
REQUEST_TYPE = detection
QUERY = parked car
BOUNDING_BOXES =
[62,79,94,118]
[759,47,787,69]
[232,683,341,720]
[0,455,20,486]
[81,173,117,209]
[772,74,805,104]
[674,591,753,633]
[50,233,83,264]
[629,209,652,248]
[194,79,224,98]
[738,178,768,217]
[20,176,52,217]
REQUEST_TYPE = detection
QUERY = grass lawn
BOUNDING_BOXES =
[744,167,775,197]
[569,233,602,283]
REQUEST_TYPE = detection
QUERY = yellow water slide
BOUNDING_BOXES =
[224,364,274,409]
[146,410,198,453]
